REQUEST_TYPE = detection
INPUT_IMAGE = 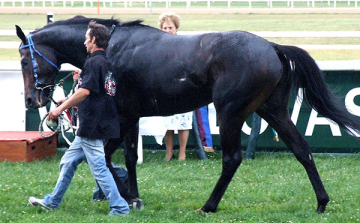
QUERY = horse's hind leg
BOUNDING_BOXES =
[104,122,143,209]
[256,107,330,213]
[201,111,244,213]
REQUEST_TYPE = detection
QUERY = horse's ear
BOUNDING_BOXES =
[15,25,27,45]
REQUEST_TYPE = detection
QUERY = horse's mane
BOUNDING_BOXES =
[33,16,144,33]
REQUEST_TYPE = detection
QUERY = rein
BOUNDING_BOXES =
[48,71,74,106]
[20,34,60,91]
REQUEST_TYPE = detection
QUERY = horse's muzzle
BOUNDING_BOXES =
[26,97,44,108]
[26,90,50,108]
[25,97,33,108]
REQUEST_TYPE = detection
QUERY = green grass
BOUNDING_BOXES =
[1,150,360,222]
[3,13,360,31]
[307,49,360,61]
[2,13,360,61]
[0,49,20,61]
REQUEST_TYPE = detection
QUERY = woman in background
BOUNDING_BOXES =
[159,12,192,162]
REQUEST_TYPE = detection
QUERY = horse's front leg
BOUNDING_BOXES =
[123,122,144,209]
[201,113,244,212]
[104,138,132,203]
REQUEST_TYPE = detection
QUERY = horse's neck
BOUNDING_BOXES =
[37,27,87,68]
[57,35,87,68]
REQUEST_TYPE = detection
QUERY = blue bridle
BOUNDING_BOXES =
[20,34,60,91]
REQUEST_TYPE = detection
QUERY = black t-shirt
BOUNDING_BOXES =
[76,50,120,139]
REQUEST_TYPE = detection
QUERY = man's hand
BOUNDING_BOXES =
[73,70,81,81]
[48,88,90,121]
[57,98,66,105]
[48,107,63,121]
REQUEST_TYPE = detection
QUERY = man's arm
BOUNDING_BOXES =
[48,88,90,121]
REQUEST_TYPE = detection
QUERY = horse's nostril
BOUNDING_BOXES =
[26,98,32,107]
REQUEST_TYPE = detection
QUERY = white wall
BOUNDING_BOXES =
[0,71,26,131]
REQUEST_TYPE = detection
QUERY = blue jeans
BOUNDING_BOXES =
[42,136,130,215]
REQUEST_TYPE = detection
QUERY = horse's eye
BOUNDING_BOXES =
[21,59,28,69]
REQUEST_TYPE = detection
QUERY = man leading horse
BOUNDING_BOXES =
[28,20,130,216]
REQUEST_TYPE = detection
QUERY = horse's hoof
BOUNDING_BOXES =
[317,203,327,213]
[132,198,144,210]
[317,197,329,213]
[317,205,326,213]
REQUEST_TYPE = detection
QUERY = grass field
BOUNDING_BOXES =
[1,13,360,61]
[1,150,360,223]
[2,13,360,31]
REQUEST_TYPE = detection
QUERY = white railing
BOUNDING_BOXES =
[1,0,69,7]
[1,0,359,7]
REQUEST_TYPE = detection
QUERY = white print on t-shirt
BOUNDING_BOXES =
[105,71,116,96]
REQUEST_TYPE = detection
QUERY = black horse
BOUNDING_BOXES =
[16,16,360,213]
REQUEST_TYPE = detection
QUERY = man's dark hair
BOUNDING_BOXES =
[88,20,110,49]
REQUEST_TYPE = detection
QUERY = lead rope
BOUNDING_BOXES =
[39,72,77,145]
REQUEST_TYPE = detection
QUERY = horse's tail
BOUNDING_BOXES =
[272,43,360,136]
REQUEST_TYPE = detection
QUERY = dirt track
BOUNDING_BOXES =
[0,6,360,14]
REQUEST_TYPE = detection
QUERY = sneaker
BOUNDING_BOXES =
[29,197,54,211]
[109,211,129,216]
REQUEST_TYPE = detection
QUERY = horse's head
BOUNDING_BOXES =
[16,25,60,108]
